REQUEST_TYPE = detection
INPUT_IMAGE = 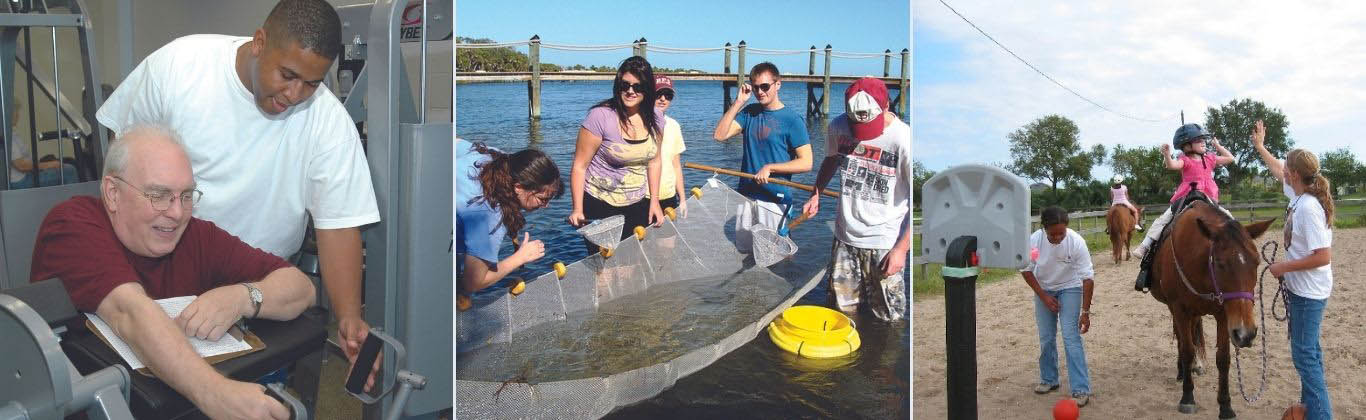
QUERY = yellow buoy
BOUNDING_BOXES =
[600,246,614,258]
[457,294,471,311]
[634,226,647,240]
[691,187,702,199]
[509,278,526,296]
[768,305,861,359]
[664,207,677,221]
[553,262,567,279]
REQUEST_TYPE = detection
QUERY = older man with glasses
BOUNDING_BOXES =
[712,61,813,249]
[29,124,316,420]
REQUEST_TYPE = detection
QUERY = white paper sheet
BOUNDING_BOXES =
[85,295,253,370]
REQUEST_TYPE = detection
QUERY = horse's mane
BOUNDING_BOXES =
[1186,201,1256,255]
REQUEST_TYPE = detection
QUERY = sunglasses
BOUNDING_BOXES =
[616,81,644,94]
[657,91,674,101]
[748,82,774,92]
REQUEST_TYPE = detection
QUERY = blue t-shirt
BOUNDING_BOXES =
[456,140,504,272]
[735,104,810,203]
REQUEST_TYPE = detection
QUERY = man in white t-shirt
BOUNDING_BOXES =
[802,77,911,322]
[95,0,380,388]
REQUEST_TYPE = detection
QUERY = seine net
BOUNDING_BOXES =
[456,180,818,419]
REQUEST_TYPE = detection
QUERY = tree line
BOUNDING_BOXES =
[914,99,1366,211]
[456,37,701,73]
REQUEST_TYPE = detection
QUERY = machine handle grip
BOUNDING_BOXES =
[265,382,307,420]
[344,333,384,395]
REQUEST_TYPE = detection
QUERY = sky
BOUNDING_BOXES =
[455,0,911,77]
[914,0,1366,182]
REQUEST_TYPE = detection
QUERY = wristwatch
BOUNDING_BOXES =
[244,283,263,318]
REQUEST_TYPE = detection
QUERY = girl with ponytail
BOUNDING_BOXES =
[1252,119,1335,418]
[457,139,564,293]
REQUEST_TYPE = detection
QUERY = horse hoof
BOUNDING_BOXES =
[1219,412,1236,419]
[1179,403,1198,414]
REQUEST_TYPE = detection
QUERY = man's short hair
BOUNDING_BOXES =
[104,124,187,177]
[749,62,781,81]
[263,0,343,60]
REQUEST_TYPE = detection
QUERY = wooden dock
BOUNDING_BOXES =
[457,36,909,119]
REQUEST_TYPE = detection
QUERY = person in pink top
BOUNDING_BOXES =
[1133,123,1234,292]
[1109,175,1142,231]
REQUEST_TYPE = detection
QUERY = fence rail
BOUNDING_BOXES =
[912,198,1366,273]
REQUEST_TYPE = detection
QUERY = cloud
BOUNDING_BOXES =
[914,0,1366,174]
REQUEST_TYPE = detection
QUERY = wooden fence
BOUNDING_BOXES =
[911,198,1366,280]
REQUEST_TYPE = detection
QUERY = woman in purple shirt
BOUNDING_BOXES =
[568,56,666,252]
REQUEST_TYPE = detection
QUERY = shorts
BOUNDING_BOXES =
[827,240,907,322]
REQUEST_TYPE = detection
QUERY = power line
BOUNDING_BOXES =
[937,0,1174,123]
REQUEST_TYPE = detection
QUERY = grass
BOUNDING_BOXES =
[910,202,1366,301]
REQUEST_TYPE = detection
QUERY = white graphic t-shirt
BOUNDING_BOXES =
[825,116,912,249]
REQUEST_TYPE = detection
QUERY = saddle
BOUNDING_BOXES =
[1139,183,1217,289]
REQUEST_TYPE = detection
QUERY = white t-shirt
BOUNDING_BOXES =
[8,132,31,183]
[97,34,380,257]
[1282,178,1333,299]
[1021,228,1094,292]
[655,116,685,200]
[826,116,912,249]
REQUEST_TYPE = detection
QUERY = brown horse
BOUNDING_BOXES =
[1149,201,1274,418]
[1106,204,1140,264]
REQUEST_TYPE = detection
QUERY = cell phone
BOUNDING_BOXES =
[344,333,384,395]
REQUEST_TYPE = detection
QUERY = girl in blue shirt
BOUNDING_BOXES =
[457,139,564,293]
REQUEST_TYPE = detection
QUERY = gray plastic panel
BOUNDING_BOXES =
[920,164,1032,269]
[0,182,100,290]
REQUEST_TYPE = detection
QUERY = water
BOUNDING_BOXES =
[457,79,909,418]
[457,270,791,383]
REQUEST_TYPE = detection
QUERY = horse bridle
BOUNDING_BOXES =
[1171,240,1256,304]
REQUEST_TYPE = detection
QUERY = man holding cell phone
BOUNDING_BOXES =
[711,62,813,249]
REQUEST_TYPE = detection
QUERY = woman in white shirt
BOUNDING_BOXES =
[1252,120,1335,419]
[1019,206,1094,407]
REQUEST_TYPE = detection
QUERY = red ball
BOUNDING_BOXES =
[1282,404,1306,420]
[1053,398,1079,420]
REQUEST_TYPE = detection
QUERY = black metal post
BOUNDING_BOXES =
[945,235,979,420]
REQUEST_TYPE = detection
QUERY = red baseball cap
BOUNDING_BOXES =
[845,77,889,141]
[654,75,675,93]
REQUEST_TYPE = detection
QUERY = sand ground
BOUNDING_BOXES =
[913,228,1366,419]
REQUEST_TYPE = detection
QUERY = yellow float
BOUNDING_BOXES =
[633,226,647,240]
[768,305,860,359]
[553,262,567,279]
[664,207,676,221]
[509,278,526,296]
[457,294,471,311]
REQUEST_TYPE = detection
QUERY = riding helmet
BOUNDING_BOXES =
[1172,123,1211,149]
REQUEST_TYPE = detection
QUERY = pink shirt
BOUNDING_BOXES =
[1170,153,1219,204]
[1111,185,1130,204]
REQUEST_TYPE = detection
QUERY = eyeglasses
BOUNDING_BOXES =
[657,91,674,101]
[616,81,644,94]
[748,82,774,92]
[112,175,202,212]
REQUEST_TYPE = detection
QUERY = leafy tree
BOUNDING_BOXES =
[912,160,935,207]
[1007,115,1103,203]
[1203,99,1293,195]
[1111,144,1178,205]
[1321,147,1362,193]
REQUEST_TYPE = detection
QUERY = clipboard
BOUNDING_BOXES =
[85,319,267,377]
